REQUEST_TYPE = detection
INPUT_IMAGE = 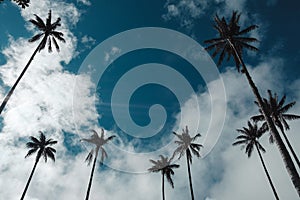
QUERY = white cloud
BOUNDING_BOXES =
[162,0,208,29]
[77,0,92,6]
[104,46,122,62]
[81,35,96,45]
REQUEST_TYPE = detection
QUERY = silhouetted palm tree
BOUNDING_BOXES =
[252,90,300,169]
[0,0,30,9]
[172,126,202,200]
[148,155,180,200]
[204,11,300,195]
[81,129,116,200]
[20,131,57,200]
[0,10,65,114]
[233,121,279,200]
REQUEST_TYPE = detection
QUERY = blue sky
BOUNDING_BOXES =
[0,0,300,199]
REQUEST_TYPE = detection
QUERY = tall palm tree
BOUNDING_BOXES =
[172,126,202,200]
[252,90,300,169]
[204,11,300,195]
[0,10,65,114]
[148,155,180,200]
[0,0,30,9]
[81,128,116,200]
[20,131,57,200]
[233,121,280,200]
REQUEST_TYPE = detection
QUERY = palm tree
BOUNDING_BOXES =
[0,0,30,9]
[172,126,202,200]
[0,10,65,114]
[233,121,280,200]
[81,128,116,200]
[252,90,300,169]
[204,11,300,195]
[148,155,180,200]
[20,131,57,200]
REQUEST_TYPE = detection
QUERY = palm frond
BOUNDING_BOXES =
[29,136,40,144]
[203,37,225,44]
[33,14,46,30]
[245,143,254,158]
[25,148,38,158]
[26,141,38,149]
[39,131,46,143]
[46,10,52,27]
[52,37,60,52]
[38,39,47,52]
[45,147,56,162]
[279,102,296,114]
[85,150,94,166]
[106,135,116,141]
[238,25,258,35]
[28,33,44,43]
[165,172,174,188]
[257,142,266,153]
[232,140,247,146]
[251,114,264,122]
[46,139,57,146]
[100,147,108,164]
[47,37,52,53]
[190,145,201,158]
[51,31,66,42]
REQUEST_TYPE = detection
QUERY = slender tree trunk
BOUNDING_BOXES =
[186,150,195,200]
[162,172,165,200]
[20,158,39,200]
[228,40,300,196]
[0,37,45,115]
[255,143,280,200]
[280,129,300,170]
[85,152,98,200]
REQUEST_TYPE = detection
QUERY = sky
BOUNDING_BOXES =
[0,0,300,199]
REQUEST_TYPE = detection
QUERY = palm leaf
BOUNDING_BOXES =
[85,150,94,166]
[28,33,44,43]
[238,25,258,35]
[25,148,38,158]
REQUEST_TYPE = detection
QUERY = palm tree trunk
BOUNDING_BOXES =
[20,158,39,200]
[186,150,195,200]
[0,37,46,115]
[162,172,165,200]
[85,152,98,200]
[255,143,280,200]
[280,129,300,170]
[228,39,300,196]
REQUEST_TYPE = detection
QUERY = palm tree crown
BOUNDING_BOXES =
[172,126,202,162]
[233,121,266,157]
[81,129,116,165]
[252,90,300,138]
[204,11,258,71]
[0,0,30,9]
[148,155,180,188]
[25,131,57,162]
[29,10,65,52]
